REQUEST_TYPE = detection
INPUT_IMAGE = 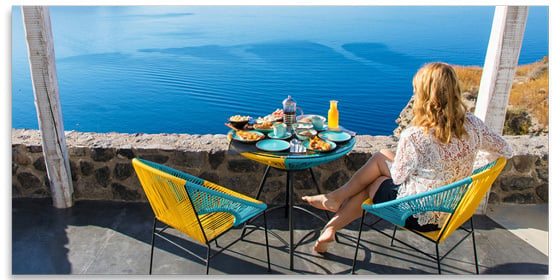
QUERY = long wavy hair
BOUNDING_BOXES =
[411,62,468,144]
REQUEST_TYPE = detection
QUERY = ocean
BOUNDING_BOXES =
[11,6,549,135]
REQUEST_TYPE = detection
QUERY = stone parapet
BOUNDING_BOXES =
[12,129,548,204]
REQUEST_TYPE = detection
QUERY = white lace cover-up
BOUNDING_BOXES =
[388,113,513,227]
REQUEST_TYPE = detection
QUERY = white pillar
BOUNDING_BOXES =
[475,6,528,213]
[22,6,74,208]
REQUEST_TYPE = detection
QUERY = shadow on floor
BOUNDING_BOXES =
[12,198,549,275]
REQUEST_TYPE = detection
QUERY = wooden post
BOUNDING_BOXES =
[22,6,74,208]
[475,6,528,213]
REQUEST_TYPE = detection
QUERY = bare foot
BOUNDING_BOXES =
[313,228,336,253]
[301,194,340,213]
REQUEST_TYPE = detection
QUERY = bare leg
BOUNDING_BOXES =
[313,176,389,253]
[303,149,394,212]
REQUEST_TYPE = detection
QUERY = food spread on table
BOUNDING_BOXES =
[227,100,353,154]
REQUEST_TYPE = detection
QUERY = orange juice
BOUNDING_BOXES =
[328,100,339,130]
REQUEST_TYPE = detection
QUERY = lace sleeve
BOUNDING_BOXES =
[390,130,419,185]
[468,114,513,159]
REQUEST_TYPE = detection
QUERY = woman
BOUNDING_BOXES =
[303,62,513,253]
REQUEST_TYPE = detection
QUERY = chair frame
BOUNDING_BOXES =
[351,158,505,274]
[134,159,271,274]
[149,210,271,275]
[351,211,478,275]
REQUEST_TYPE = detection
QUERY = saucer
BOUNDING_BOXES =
[267,131,292,140]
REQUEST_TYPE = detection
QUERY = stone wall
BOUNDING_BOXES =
[12,129,548,205]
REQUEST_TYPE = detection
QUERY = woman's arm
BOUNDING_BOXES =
[468,114,513,158]
[390,130,419,185]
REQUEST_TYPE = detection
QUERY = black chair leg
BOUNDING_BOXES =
[206,245,211,275]
[149,218,156,275]
[214,239,220,248]
[263,212,271,272]
[351,211,366,274]
[390,226,397,247]
[436,243,441,274]
[471,218,479,274]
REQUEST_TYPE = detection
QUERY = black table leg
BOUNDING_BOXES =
[255,165,271,200]
[285,171,290,218]
[241,165,271,241]
[288,170,294,271]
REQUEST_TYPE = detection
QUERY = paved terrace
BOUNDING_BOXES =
[12,198,547,275]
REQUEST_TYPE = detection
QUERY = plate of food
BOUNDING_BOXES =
[296,114,326,124]
[258,109,284,123]
[256,139,290,152]
[303,136,336,152]
[231,130,265,143]
[252,119,275,132]
[318,131,352,143]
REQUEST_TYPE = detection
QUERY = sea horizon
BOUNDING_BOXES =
[11,6,549,135]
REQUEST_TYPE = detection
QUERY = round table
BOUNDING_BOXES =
[227,130,356,270]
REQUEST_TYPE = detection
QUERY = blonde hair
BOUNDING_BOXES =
[411,62,468,144]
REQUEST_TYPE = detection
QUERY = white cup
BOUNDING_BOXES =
[273,123,287,137]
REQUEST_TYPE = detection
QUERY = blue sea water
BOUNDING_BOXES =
[11,6,549,135]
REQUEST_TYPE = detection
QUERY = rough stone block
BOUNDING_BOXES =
[208,150,226,170]
[324,170,350,192]
[170,151,207,169]
[228,159,262,173]
[13,145,32,166]
[33,157,46,172]
[80,160,94,176]
[111,183,141,201]
[536,184,548,202]
[94,167,111,187]
[114,163,133,181]
[137,153,169,164]
[499,176,538,191]
[488,192,500,204]
[199,171,220,185]
[91,148,115,162]
[17,172,41,190]
[27,145,43,153]
[117,148,135,159]
[503,193,536,204]
[345,153,370,171]
[512,156,537,174]
[69,147,88,157]
[69,160,79,181]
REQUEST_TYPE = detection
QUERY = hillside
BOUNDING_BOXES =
[394,57,549,136]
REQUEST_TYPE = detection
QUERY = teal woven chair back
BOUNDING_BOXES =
[137,158,266,227]
[363,177,472,228]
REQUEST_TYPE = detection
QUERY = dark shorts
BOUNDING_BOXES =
[372,178,440,232]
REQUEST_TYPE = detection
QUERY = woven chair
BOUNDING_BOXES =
[132,158,271,274]
[351,157,507,274]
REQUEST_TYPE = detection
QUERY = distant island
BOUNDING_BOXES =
[394,56,549,136]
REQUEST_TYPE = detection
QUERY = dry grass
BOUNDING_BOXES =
[509,70,549,126]
[453,57,549,128]
[453,66,482,93]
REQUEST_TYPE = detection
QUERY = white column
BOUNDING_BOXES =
[22,6,74,208]
[475,6,528,213]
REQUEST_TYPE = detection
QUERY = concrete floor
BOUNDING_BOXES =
[487,204,548,256]
[12,198,548,275]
